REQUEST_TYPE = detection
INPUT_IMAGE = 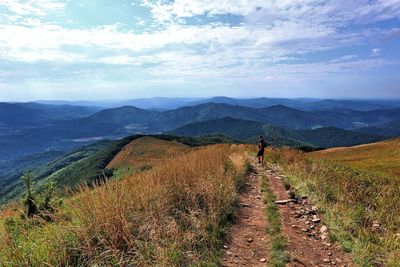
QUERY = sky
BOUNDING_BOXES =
[0,0,400,101]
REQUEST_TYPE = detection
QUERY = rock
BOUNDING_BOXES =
[323,258,330,263]
[320,225,328,233]
[327,252,332,256]
[223,245,229,249]
[247,237,253,243]
[372,223,380,228]
[242,203,251,207]
[320,234,328,240]
[259,258,266,263]
[312,215,321,223]
[311,205,318,212]
[275,199,296,204]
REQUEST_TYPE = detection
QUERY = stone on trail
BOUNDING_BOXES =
[312,215,321,223]
[275,199,296,204]
[247,237,253,243]
[320,225,328,233]
[259,258,266,263]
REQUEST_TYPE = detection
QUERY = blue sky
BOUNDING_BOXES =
[0,0,399,101]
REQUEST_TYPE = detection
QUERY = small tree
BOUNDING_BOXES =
[42,181,56,212]
[21,171,37,217]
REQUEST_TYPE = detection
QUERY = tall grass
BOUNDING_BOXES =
[266,147,400,266]
[0,144,250,266]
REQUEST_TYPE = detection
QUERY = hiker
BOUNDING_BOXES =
[257,135,267,164]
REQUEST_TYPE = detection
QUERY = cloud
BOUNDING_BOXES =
[371,48,382,57]
[0,0,66,16]
[0,0,399,100]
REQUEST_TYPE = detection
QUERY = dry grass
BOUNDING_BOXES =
[266,147,400,266]
[107,136,190,170]
[0,143,250,266]
[309,137,400,177]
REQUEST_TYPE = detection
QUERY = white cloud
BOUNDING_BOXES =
[371,48,382,57]
[0,0,399,100]
[0,0,66,16]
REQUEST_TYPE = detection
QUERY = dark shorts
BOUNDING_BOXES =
[257,149,264,157]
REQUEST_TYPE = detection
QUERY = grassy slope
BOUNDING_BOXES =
[267,147,400,266]
[0,142,250,266]
[308,138,400,176]
[107,136,190,170]
[0,141,112,206]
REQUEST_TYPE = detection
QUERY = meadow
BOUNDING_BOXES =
[266,147,400,266]
[0,143,250,266]
[309,138,400,177]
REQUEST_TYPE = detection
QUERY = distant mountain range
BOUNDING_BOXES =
[1,98,400,160]
[168,117,386,148]
[35,97,400,111]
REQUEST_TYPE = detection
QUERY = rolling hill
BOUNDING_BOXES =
[308,138,400,177]
[56,103,400,135]
[0,102,101,129]
[0,140,112,205]
[0,134,236,206]
[188,97,400,111]
[107,136,190,170]
[168,117,386,148]
[1,101,399,160]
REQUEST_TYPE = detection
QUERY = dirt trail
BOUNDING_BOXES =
[222,163,354,267]
[264,164,354,267]
[222,170,270,266]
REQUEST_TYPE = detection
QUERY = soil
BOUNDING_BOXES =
[221,162,354,267]
[221,171,270,266]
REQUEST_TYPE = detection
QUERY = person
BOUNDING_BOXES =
[257,135,267,164]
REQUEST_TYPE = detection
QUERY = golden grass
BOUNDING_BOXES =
[308,138,400,177]
[107,136,190,170]
[0,143,250,266]
[266,147,400,266]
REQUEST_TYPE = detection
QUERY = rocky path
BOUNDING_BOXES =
[222,169,270,266]
[222,162,354,267]
[264,164,354,267]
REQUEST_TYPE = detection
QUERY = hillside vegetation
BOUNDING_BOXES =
[0,142,250,266]
[309,138,400,176]
[0,141,112,206]
[267,147,400,265]
[107,136,190,170]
